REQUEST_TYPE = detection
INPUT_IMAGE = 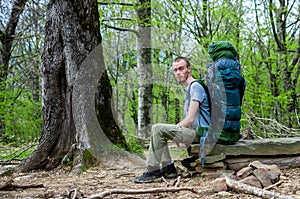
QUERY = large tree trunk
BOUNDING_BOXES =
[16,0,127,172]
[136,0,153,138]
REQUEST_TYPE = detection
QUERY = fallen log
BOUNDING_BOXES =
[225,176,294,199]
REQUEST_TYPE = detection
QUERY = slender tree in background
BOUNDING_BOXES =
[268,0,300,126]
[16,0,127,172]
[136,0,152,138]
[99,0,153,138]
[0,0,27,135]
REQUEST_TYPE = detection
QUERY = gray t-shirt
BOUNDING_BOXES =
[184,80,210,129]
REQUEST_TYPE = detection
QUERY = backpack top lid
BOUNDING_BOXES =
[208,41,238,62]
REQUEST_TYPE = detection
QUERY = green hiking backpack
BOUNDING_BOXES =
[198,41,246,167]
[192,73,245,145]
[207,41,246,144]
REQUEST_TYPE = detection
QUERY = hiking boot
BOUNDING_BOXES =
[134,168,162,183]
[181,157,197,171]
[161,163,178,179]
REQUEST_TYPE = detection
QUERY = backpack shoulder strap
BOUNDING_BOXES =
[191,79,211,113]
[189,79,212,126]
[238,76,246,105]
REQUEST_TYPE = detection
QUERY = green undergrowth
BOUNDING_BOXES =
[0,143,37,162]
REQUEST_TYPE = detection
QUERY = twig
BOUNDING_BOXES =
[162,176,181,187]
[98,2,136,6]
[0,161,20,165]
[225,176,294,199]
[101,23,139,36]
[161,176,169,184]
[68,188,84,199]
[102,17,134,22]
[174,176,181,187]
[264,180,283,190]
[88,187,200,199]
[245,113,300,137]
[73,189,77,199]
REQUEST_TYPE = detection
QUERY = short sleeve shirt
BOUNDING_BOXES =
[184,80,210,129]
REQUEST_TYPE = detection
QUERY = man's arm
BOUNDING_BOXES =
[177,100,199,127]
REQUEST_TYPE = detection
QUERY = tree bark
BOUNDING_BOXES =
[95,72,128,149]
[16,0,127,172]
[136,0,153,138]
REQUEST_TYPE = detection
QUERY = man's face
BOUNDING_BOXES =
[172,59,190,85]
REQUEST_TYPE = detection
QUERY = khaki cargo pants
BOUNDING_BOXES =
[146,123,198,167]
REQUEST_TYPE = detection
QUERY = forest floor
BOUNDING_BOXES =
[1,143,300,199]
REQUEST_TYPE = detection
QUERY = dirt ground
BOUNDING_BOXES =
[1,164,300,199]
[1,145,300,199]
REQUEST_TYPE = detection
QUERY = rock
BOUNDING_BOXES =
[249,161,281,174]
[237,166,253,180]
[205,161,226,168]
[204,154,226,164]
[253,168,273,188]
[216,170,235,178]
[249,161,281,185]
[248,160,265,169]
[269,172,281,184]
[211,177,228,192]
[239,175,262,188]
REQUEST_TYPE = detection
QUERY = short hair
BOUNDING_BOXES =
[173,56,190,67]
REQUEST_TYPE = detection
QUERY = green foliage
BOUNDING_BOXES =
[103,0,299,140]
[240,28,299,135]
[80,166,87,172]
[0,144,36,161]
[169,148,188,159]
[0,87,42,146]
[198,173,205,178]
[125,135,145,154]
[0,0,44,153]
